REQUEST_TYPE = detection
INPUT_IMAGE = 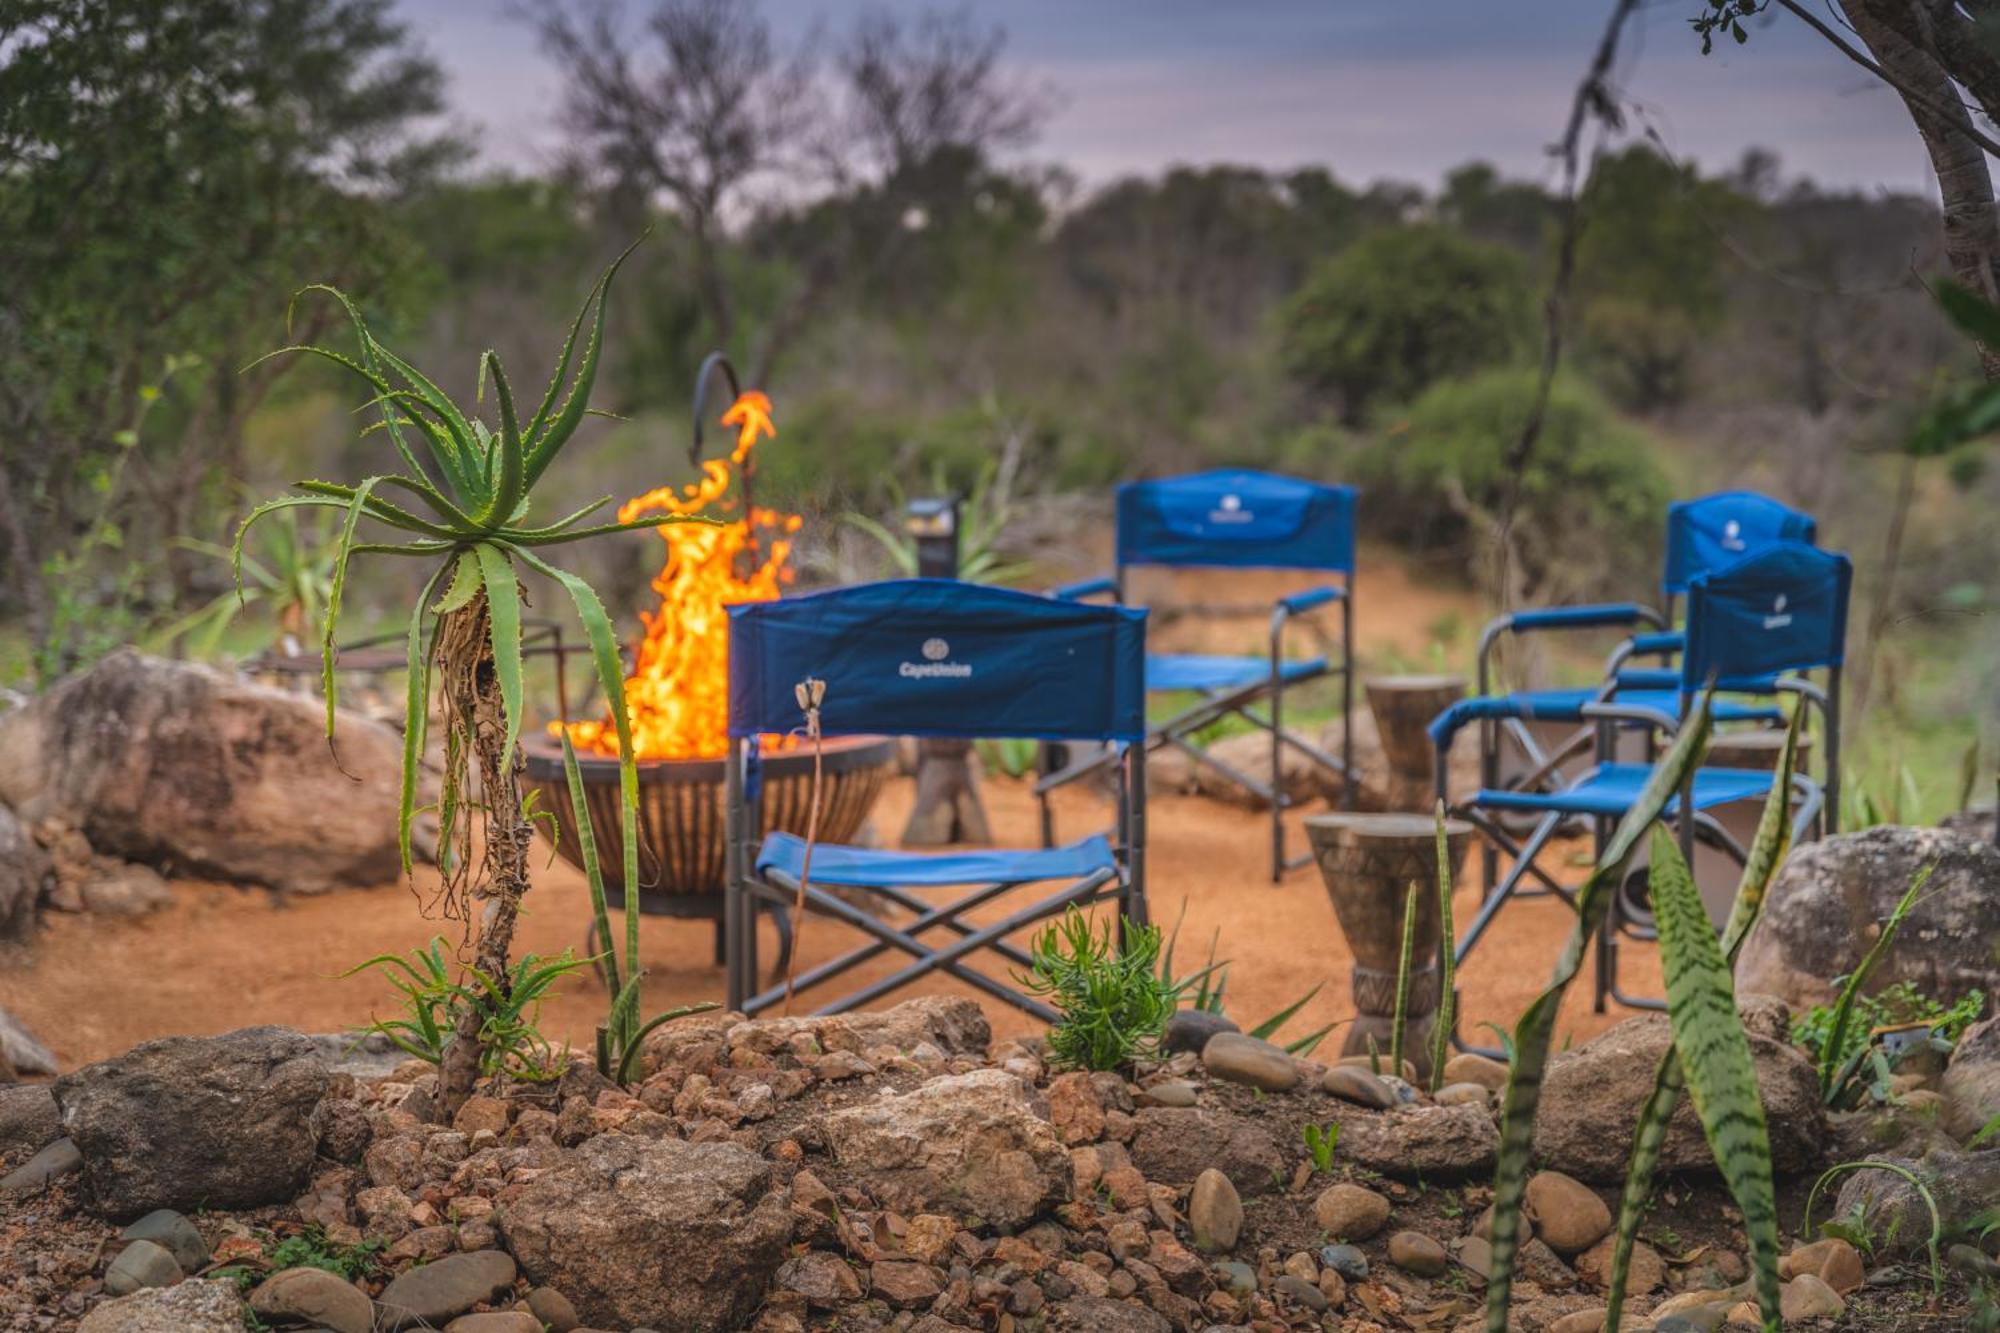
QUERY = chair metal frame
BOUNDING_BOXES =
[722,579,1149,1018]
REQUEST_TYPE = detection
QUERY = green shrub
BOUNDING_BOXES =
[1023,910,1179,1071]
[1277,225,1534,422]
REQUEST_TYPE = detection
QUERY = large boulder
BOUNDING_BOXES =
[1941,1015,2000,1144]
[0,803,49,940]
[499,1134,790,1332]
[818,1068,1069,1227]
[1829,1148,2000,1257]
[52,1026,328,1219]
[1532,997,1825,1183]
[0,649,415,893]
[1736,825,2000,1012]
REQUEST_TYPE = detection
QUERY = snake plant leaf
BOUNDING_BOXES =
[618,1001,723,1086]
[1818,860,1937,1096]
[1430,801,1458,1093]
[1390,880,1419,1074]
[1648,826,1782,1331]
[397,560,451,872]
[471,543,525,765]
[1483,691,1714,1333]
[1603,704,1802,1331]
[559,733,623,1005]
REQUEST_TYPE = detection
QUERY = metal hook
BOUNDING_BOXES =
[689,351,743,469]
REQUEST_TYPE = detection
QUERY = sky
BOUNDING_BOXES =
[396,0,1940,202]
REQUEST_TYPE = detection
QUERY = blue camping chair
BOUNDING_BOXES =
[722,579,1149,1018]
[1434,541,1850,1036]
[1472,490,1819,826]
[1045,470,1358,881]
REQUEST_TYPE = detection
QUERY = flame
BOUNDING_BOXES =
[562,390,801,760]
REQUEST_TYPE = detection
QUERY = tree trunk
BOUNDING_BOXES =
[435,592,534,1118]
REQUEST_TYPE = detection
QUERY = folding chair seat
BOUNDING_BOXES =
[1044,469,1358,881]
[1438,540,1850,1043]
[723,578,1148,1019]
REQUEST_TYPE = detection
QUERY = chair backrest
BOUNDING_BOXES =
[728,578,1147,743]
[1663,490,1818,596]
[1682,542,1850,691]
[1116,469,1356,574]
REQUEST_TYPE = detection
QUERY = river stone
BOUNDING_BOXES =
[1442,1051,1510,1090]
[1575,1235,1664,1293]
[1163,1010,1239,1056]
[1129,1106,1284,1196]
[498,1134,788,1332]
[1524,1171,1612,1254]
[0,1006,56,1079]
[1321,1065,1398,1109]
[53,1025,328,1219]
[1334,1102,1498,1177]
[1736,824,2000,1012]
[1201,1032,1299,1092]
[1387,1230,1448,1276]
[376,1250,516,1330]
[77,1278,244,1332]
[248,1266,374,1333]
[0,1135,79,1195]
[120,1210,208,1272]
[1274,1273,1328,1310]
[1188,1168,1243,1252]
[443,1316,542,1333]
[103,1240,181,1295]
[526,1286,581,1332]
[1139,1078,1198,1108]
[1312,1182,1390,1239]
[1531,998,1823,1182]
[1779,1236,1864,1294]
[1319,1243,1369,1281]
[1781,1273,1845,1320]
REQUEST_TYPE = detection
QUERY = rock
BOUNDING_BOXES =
[1274,1273,1328,1310]
[1736,825,2000,1013]
[902,1213,957,1264]
[1455,1234,1495,1280]
[819,1069,1067,1227]
[1830,1149,2000,1256]
[248,1266,375,1333]
[1334,1102,1498,1177]
[1519,1237,1577,1288]
[120,1209,208,1272]
[1387,1230,1448,1276]
[376,1250,517,1331]
[1780,1272,1845,1320]
[77,1278,244,1332]
[1443,1052,1510,1091]
[1318,1243,1369,1281]
[1321,1064,1399,1109]
[1213,1260,1257,1294]
[1129,1107,1284,1197]
[0,1006,56,1078]
[777,1252,863,1308]
[1188,1168,1243,1253]
[1549,1310,1611,1333]
[0,650,421,892]
[0,1083,59,1161]
[1196,732,1320,809]
[1139,1078,1198,1108]
[302,1030,409,1081]
[103,1239,182,1294]
[1942,1015,2000,1143]
[1046,1071,1106,1145]
[1163,1010,1239,1056]
[870,1259,945,1307]
[77,859,173,916]
[0,1135,79,1195]
[442,1316,540,1333]
[526,1287,580,1332]
[1532,1000,1824,1182]
[1200,1032,1299,1092]
[1525,1171,1612,1254]
[1435,1082,1489,1107]
[498,1134,788,1332]
[646,996,989,1074]
[1574,1236,1664,1294]
[0,803,49,941]
[1048,1295,1171,1332]
[1312,1182,1391,1240]
[1778,1236,1864,1294]
[53,1025,328,1218]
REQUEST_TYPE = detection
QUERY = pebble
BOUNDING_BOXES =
[103,1240,182,1295]
[1454,1235,1494,1281]
[1317,1268,1347,1307]
[0,1137,80,1196]
[1163,1010,1239,1056]
[442,1315,542,1333]
[1139,1079,1198,1108]
[1212,1260,1257,1295]
[1281,1251,1318,1283]
[1312,1182,1391,1240]
[1318,1242,1369,1281]
[1950,1241,2000,1280]
[1441,1052,1510,1090]
[1780,1272,1845,1321]
[1523,1170,1612,1254]
[1321,1065,1398,1109]
[870,1260,945,1308]
[1434,1082,1490,1107]
[1379,1075,1421,1105]
[376,1249,517,1328]
[1272,1273,1328,1310]
[1188,1168,1243,1253]
[1574,1235,1664,1294]
[1654,1312,1734,1333]
[1201,1033,1300,1092]
[1387,1230,1448,1277]
[120,1209,209,1272]
[1548,1309,1610,1333]
[1778,1236,1864,1294]
[248,1267,375,1333]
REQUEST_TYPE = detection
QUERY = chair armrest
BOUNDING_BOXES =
[1277,584,1343,616]
[1508,602,1660,632]
[1051,575,1116,602]
[1630,630,1684,655]
[1579,700,1681,733]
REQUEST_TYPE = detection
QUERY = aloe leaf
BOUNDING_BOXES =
[1285,1021,1338,1057]
[471,543,525,765]
[617,1001,723,1086]
[507,514,687,546]
[1429,800,1457,1093]
[525,236,645,485]
[1648,827,1782,1329]
[480,353,525,529]
[1483,691,1714,1333]
[1249,982,1324,1042]
[320,476,384,738]
[510,496,616,539]
[1818,861,1938,1095]
[434,550,482,617]
[369,339,484,500]
[232,496,348,601]
[278,284,431,483]
[559,733,623,1007]
[1604,706,1802,1331]
[397,560,450,872]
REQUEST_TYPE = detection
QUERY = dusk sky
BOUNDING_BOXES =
[400,0,1935,201]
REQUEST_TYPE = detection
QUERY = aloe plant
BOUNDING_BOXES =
[1483,692,1714,1333]
[239,240,690,1113]
[1817,862,1938,1099]
[1603,705,1802,1331]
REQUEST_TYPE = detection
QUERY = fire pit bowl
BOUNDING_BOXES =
[522,733,896,913]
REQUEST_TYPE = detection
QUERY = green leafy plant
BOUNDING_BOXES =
[1429,802,1459,1093]
[1804,1159,1943,1299]
[556,733,720,1084]
[342,935,588,1083]
[1390,880,1420,1078]
[239,241,685,1113]
[841,452,1032,585]
[1157,903,1333,1054]
[1483,691,1715,1333]
[1795,979,1984,1109]
[1811,864,1941,1101]
[1023,910,1179,1071]
[1302,1121,1340,1173]
[215,1225,385,1295]
[976,736,1040,779]
[151,506,338,659]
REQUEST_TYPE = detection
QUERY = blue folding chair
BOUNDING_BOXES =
[1045,470,1357,881]
[722,579,1149,1018]
[1434,541,1850,1035]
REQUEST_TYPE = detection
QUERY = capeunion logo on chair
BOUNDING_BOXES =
[902,636,972,679]
[1208,492,1254,525]
[1763,593,1791,630]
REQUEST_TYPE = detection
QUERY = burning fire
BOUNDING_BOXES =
[563,391,801,760]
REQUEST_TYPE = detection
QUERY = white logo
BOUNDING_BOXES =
[1220,493,1242,511]
[1763,593,1792,630]
[922,637,949,661]
[1722,518,1745,550]
[902,637,971,679]
[1209,492,1253,524]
